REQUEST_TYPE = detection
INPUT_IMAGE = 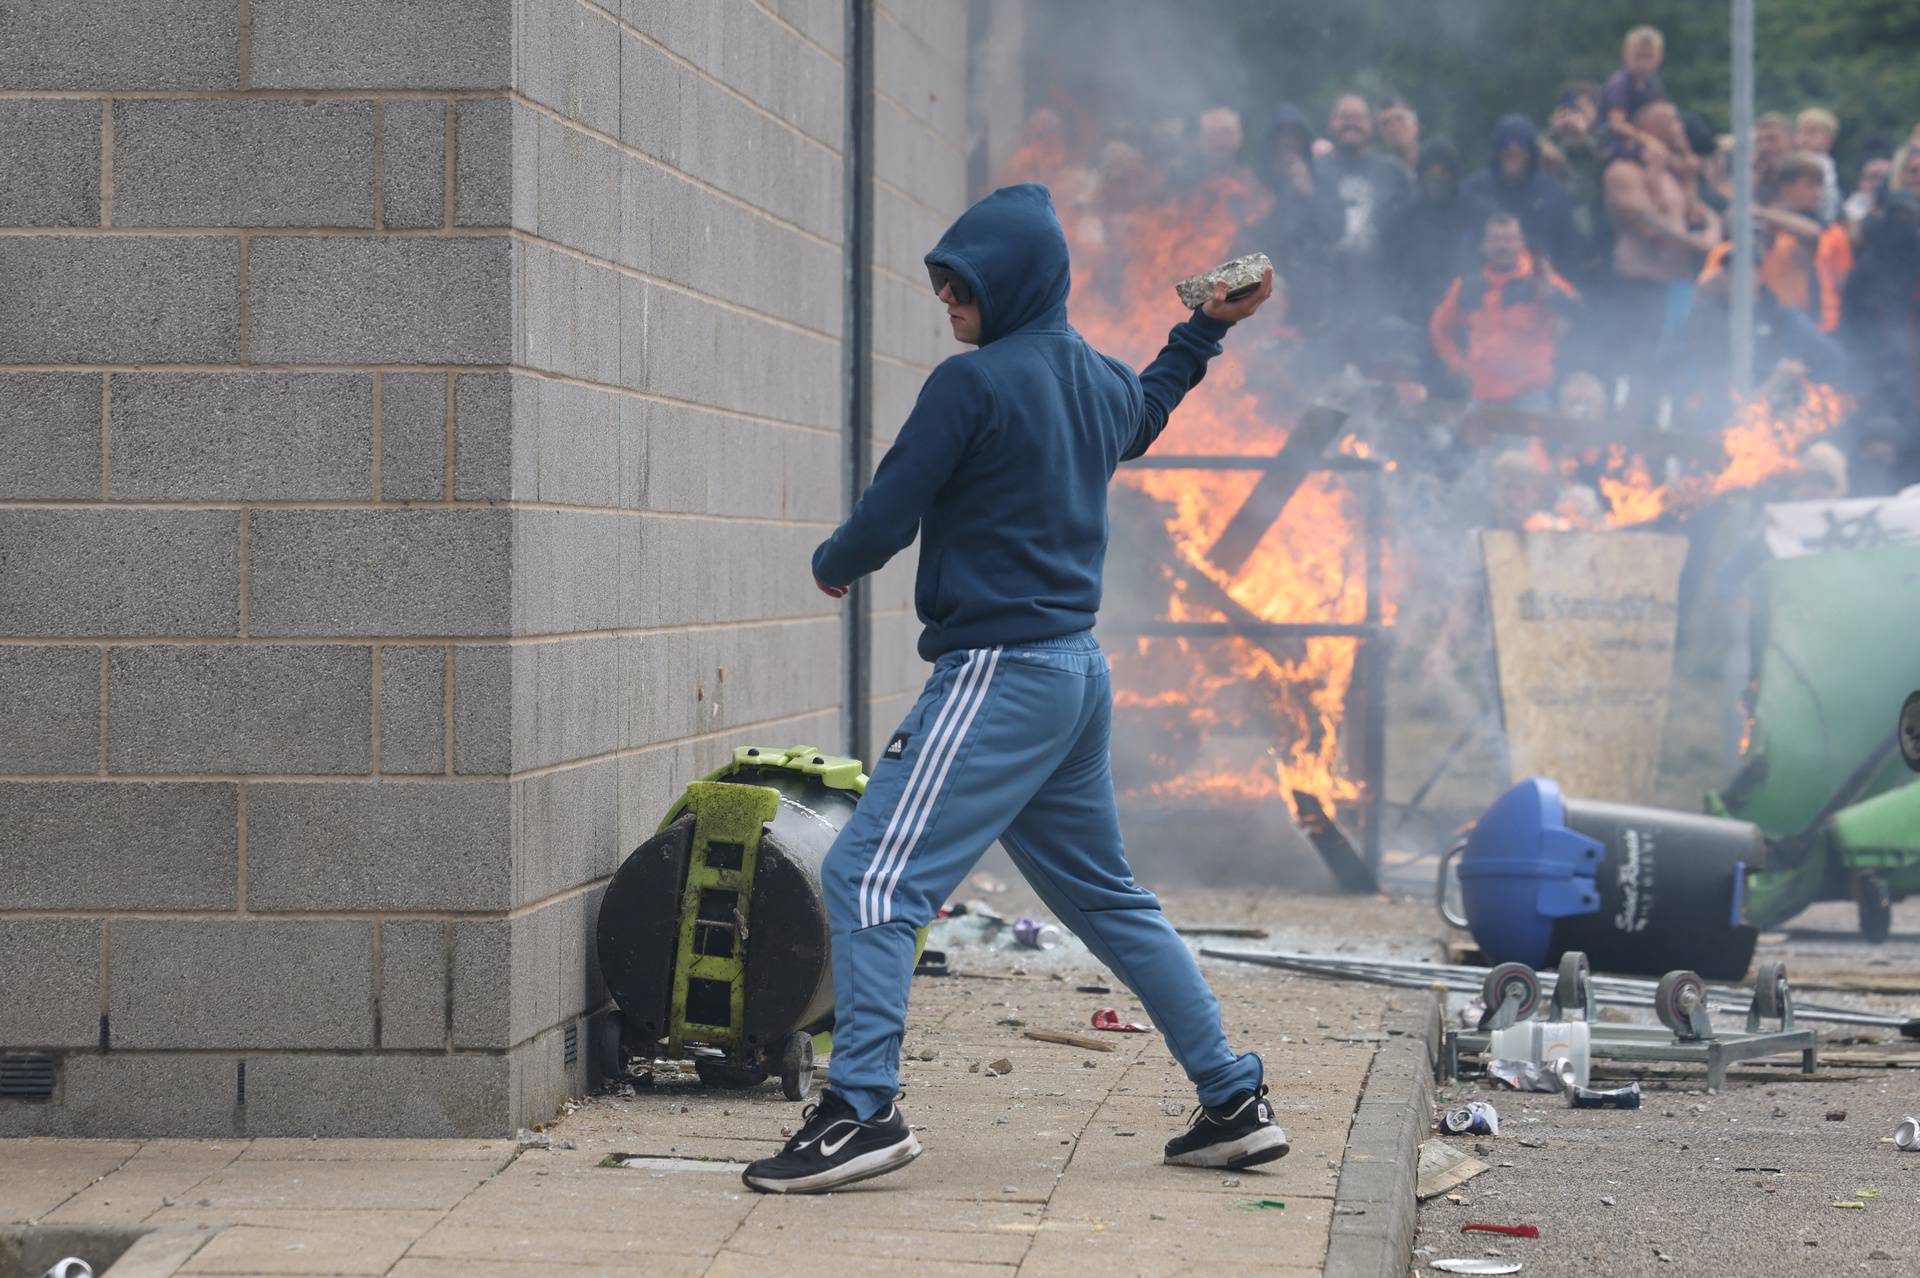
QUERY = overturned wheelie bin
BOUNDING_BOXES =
[594,746,861,1101]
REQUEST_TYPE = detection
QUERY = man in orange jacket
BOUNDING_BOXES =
[1429,211,1581,409]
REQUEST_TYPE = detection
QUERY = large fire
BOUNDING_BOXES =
[1002,125,1375,816]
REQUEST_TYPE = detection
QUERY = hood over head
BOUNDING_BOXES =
[1259,103,1314,180]
[1418,138,1461,178]
[1489,113,1540,183]
[924,183,1070,344]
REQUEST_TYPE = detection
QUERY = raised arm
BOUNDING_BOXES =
[1123,268,1275,460]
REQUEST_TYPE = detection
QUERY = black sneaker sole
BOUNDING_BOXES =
[742,1134,922,1194]
[1165,1126,1292,1169]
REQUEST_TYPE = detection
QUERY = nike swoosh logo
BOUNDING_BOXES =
[795,1121,858,1153]
[821,1128,860,1157]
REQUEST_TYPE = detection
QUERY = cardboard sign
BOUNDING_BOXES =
[1481,529,1689,802]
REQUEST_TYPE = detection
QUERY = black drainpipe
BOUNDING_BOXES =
[842,0,875,762]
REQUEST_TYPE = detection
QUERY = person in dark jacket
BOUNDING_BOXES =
[1386,138,1487,326]
[1314,93,1416,348]
[1462,115,1580,275]
[1242,102,1344,334]
[743,184,1288,1196]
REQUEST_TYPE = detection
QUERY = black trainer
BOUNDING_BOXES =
[742,1089,922,1194]
[1163,1084,1290,1169]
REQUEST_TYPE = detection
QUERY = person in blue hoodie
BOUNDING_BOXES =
[741,184,1289,1195]
[1462,115,1581,277]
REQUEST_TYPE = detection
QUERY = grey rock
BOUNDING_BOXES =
[1174,252,1273,310]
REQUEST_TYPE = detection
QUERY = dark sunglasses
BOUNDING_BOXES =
[927,262,974,305]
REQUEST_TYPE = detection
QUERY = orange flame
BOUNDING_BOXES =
[1002,136,1375,816]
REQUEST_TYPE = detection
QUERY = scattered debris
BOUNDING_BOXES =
[1870,1250,1894,1261]
[1831,1200,1867,1209]
[1091,1009,1152,1033]
[1599,1196,1616,1207]
[1895,1116,1920,1150]
[1082,1059,1096,1069]
[984,1058,1013,1077]
[1462,1224,1539,1239]
[1077,984,1112,994]
[1220,1177,1241,1188]
[1429,1260,1521,1275]
[1440,1102,1500,1136]
[1417,1140,1491,1200]
[516,1128,552,1149]
[1569,1081,1642,1109]
[914,949,950,977]
[1023,1028,1117,1053]
[1162,1102,1184,1117]
[1235,1198,1286,1211]
[969,874,1008,894]
[1014,918,1064,950]
[1826,1109,1848,1121]
[1172,923,1271,939]
[1516,1137,1546,1149]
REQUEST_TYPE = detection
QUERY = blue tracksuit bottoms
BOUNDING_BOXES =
[821,631,1263,1120]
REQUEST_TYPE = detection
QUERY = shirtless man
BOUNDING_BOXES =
[1603,100,1720,399]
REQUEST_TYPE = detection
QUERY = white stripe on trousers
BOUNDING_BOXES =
[856,647,999,929]
[877,645,1001,923]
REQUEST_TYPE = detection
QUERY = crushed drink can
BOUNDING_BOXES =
[1896,1116,1920,1151]
[1569,1081,1642,1110]
[1013,918,1062,950]
[1440,1101,1499,1136]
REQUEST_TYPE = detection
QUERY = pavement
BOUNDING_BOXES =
[0,887,1431,1278]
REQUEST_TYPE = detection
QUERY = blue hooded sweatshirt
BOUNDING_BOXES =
[1460,114,1579,271]
[811,183,1233,661]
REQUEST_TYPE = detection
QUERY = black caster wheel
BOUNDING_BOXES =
[694,1058,768,1090]
[1856,872,1893,944]
[592,1016,628,1083]
[1752,960,1788,1019]
[1478,961,1541,1028]
[779,1032,816,1102]
[1655,970,1706,1037]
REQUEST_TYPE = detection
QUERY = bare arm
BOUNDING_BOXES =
[1755,205,1821,244]
[1605,162,1717,254]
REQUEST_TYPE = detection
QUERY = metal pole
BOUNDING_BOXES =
[1360,468,1388,873]
[1730,0,1756,396]
[841,0,875,761]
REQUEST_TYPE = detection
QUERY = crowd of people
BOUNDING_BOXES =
[1006,24,1920,497]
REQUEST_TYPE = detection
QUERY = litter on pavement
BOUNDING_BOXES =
[1091,1008,1152,1032]
[1430,1260,1522,1275]
[1461,1223,1539,1239]
[1896,1115,1920,1150]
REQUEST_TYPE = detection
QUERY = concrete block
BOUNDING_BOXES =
[380,372,449,501]
[617,148,841,337]
[614,736,706,855]
[247,236,511,366]
[873,95,965,222]
[0,920,100,1048]
[451,372,513,501]
[875,6,966,141]
[617,30,840,244]
[508,637,619,773]
[0,646,99,773]
[762,0,842,57]
[520,374,620,508]
[620,0,841,151]
[0,237,238,364]
[0,373,101,500]
[615,398,838,522]
[0,0,240,91]
[511,763,618,907]
[618,278,839,429]
[110,373,372,501]
[247,508,512,638]
[0,509,239,637]
[452,645,511,775]
[244,1054,511,1138]
[617,515,830,630]
[510,509,620,636]
[0,100,101,225]
[381,920,449,1049]
[379,645,446,774]
[532,111,620,262]
[450,920,510,1047]
[246,781,510,911]
[615,620,840,747]
[505,889,605,1044]
[874,179,951,283]
[508,1019,591,1130]
[381,100,447,229]
[107,645,371,775]
[250,0,511,90]
[0,1054,243,1139]
[516,0,620,135]
[453,98,513,226]
[111,100,374,228]
[515,240,620,385]
[0,782,237,910]
[109,919,375,1049]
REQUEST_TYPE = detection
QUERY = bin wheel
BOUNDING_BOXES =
[1482,962,1540,1021]
[1555,951,1591,1012]
[1753,961,1788,1020]
[593,1016,628,1083]
[778,1032,816,1102]
[1899,691,1920,772]
[1655,970,1705,1036]
[693,1058,767,1090]
[1856,873,1893,944]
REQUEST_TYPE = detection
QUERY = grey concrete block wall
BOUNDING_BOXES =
[1,0,973,1138]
